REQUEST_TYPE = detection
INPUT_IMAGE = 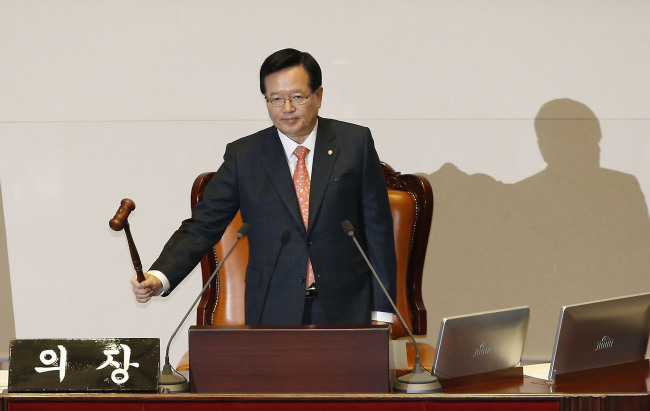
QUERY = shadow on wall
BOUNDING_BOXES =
[424,98,650,358]
[0,181,16,359]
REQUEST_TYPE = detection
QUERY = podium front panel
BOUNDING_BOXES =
[188,325,390,394]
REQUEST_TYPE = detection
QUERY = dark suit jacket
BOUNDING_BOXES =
[151,117,397,325]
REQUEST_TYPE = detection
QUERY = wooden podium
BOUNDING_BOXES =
[188,325,391,394]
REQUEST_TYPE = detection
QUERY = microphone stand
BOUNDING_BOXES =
[257,230,291,325]
[342,221,442,393]
[158,223,250,392]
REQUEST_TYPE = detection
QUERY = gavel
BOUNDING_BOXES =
[109,198,146,283]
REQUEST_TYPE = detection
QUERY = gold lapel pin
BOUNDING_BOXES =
[328,150,333,155]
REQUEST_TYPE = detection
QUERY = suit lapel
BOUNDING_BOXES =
[309,118,339,231]
[261,127,305,229]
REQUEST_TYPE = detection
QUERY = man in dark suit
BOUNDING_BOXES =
[131,48,397,326]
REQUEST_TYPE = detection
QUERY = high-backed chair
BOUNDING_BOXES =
[177,162,434,373]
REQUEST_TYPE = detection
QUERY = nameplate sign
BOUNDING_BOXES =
[8,338,159,392]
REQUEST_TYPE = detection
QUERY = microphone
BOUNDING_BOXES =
[257,230,292,324]
[158,223,250,393]
[341,220,442,393]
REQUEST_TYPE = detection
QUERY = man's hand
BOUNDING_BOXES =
[130,273,163,303]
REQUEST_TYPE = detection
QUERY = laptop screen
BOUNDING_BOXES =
[432,306,530,380]
[548,292,650,380]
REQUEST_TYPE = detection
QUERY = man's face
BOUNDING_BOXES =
[264,65,322,144]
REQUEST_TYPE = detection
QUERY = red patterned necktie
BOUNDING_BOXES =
[293,145,315,287]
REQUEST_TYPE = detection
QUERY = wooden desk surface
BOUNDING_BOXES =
[2,371,649,411]
[444,368,650,394]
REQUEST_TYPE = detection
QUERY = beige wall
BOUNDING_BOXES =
[0,182,16,359]
[1,0,649,363]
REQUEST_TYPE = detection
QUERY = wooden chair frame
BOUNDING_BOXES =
[188,162,433,341]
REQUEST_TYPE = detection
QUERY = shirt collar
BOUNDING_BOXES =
[278,120,318,160]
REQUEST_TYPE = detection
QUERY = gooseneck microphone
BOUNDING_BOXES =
[158,223,250,393]
[257,230,292,324]
[341,220,442,393]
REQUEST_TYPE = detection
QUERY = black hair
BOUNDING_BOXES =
[259,48,322,95]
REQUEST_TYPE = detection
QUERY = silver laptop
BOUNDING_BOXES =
[432,306,530,380]
[548,292,650,381]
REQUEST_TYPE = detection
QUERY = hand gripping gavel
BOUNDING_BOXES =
[109,198,146,283]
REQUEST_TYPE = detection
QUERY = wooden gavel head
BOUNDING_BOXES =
[109,198,136,231]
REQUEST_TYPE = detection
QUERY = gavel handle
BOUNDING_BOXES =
[123,221,146,283]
